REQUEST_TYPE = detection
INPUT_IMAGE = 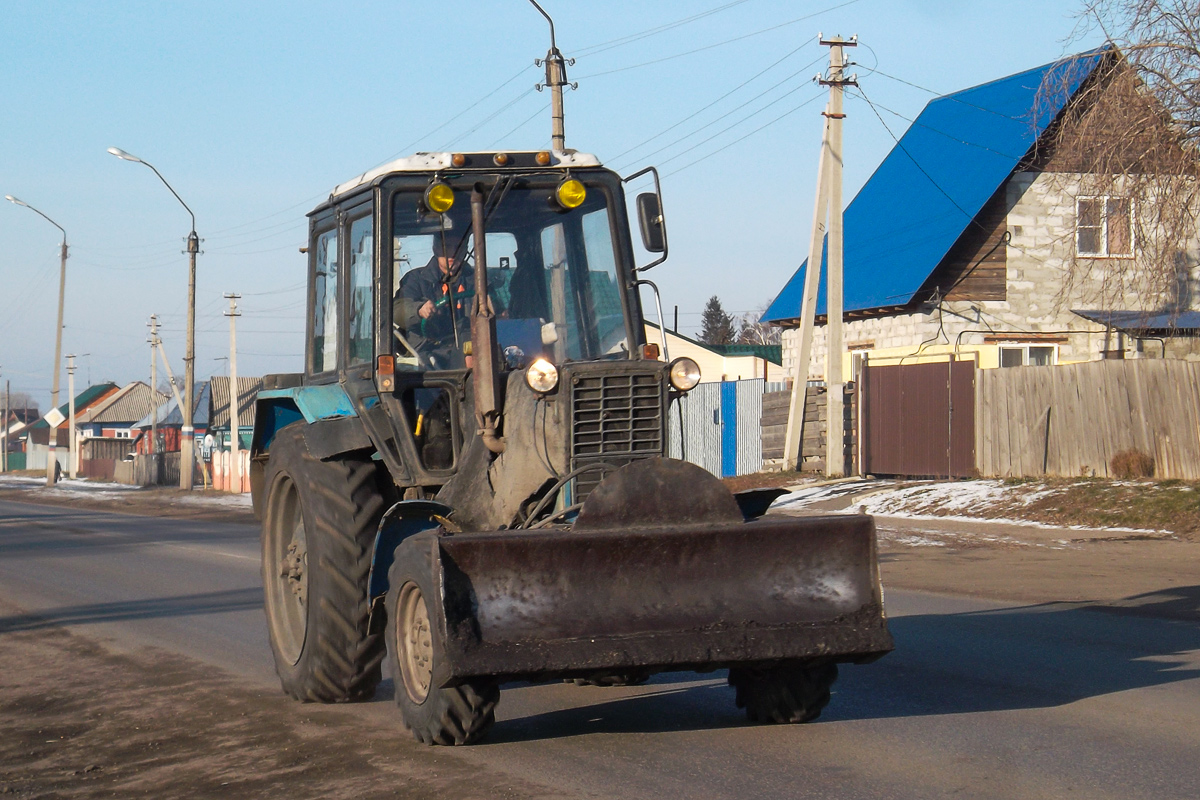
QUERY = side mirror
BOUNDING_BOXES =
[636,193,665,253]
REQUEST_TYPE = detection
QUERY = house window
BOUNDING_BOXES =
[1076,197,1133,257]
[999,344,1057,368]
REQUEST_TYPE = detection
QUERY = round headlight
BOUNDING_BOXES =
[555,178,586,210]
[424,181,454,214]
[525,358,559,393]
[668,357,701,392]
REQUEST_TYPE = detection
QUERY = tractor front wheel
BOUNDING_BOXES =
[728,661,838,724]
[386,533,499,745]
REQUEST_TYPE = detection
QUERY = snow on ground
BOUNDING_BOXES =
[175,492,253,508]
[770,480,892,509]
[0,474,253,508]
[771,478,1165,536]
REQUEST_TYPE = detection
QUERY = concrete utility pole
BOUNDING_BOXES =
[4,195,68,486]
[148,315,159,456]
[529,0,574,151]
[2,379,7,474]
[224,293,241,494]
[66,355,76,479]
[1,368,5,474]
[154,338,186,412]
[782,35,856,477]
[107,147,199,490]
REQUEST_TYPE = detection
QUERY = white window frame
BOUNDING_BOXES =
[1076,196,1134,258]
[998,344,1058,368]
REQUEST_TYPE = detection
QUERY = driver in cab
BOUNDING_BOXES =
[394,235,474,368]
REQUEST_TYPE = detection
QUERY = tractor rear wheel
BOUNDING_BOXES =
[386,533,499,745]
[728,661,838,724]
[261,422,389,703]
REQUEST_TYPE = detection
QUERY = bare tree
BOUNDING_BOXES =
[1032,4,1199,319]
[736,302,783,346]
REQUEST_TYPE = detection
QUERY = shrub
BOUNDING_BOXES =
[1110,449,1155,479]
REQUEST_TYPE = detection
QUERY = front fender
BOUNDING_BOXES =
[366,499,454,633]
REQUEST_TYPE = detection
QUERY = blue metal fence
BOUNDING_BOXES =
[669,379,764,477]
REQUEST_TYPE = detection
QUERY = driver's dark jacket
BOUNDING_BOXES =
[395,258,473,344]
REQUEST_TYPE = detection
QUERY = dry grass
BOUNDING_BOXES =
[995,477,1200,536]
[1110,449,1156,479]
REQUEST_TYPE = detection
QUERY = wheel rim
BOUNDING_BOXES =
[265,476,308,665]
[396,582,433,704]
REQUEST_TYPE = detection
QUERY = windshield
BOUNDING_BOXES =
[389,178,629,371]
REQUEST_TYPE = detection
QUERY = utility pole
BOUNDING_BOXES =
[1,367,5,474]
[106,148,198,490]
[148,315,159,458]
[154,337,186,412]
[782,35,856,477]
[224,293,241,494]
[67,355,77,479]
[1,379,7,475]
[529,0,574,151]
[5,195,68,486]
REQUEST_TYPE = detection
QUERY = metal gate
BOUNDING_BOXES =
[862,360,975,478]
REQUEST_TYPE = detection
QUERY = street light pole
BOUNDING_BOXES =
[5,195,68,487]
[108,147,199,490]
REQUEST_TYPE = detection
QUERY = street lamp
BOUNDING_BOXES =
[5,194,68,488]
[108,147,200,490]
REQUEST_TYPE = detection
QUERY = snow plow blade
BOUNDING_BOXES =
[427,511,892,685]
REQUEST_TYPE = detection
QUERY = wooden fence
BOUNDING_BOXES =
[976,359,1200,479]
[761,385,857,474]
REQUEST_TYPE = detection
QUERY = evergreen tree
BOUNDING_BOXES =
[699,295,737,345]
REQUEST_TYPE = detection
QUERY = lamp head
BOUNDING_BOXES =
[107,146,142,163]
[5,195,28,207]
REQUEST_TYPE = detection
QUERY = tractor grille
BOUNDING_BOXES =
[569,366,665,502]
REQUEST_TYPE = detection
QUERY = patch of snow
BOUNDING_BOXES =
[858,480,1011,516]
[176,493,253,508]
[771,480,886,509]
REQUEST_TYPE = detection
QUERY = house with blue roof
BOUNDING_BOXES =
[764,48,1200,381]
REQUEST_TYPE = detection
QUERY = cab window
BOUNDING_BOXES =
[312,227,338,374]
[348,215,374,365]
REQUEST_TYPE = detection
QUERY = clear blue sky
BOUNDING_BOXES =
[0,0,1101,409]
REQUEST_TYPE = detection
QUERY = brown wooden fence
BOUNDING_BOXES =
[976,359,1200,479]
[79,437,137,481]
[761,385,857,474]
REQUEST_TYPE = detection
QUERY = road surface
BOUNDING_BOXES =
[1,497,1198,799]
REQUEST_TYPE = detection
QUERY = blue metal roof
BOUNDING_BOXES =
[764,49,1108,323]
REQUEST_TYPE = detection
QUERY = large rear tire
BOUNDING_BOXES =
[261,422,389,703]
[728,661,838,724]
[386,533,499,745]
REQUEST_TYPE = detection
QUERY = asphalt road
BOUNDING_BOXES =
[1,497,1198,799]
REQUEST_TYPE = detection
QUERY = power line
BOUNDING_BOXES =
[853,84,1000,237]
[573,0,755,58]
[655,81,823,170]
[847,88,1023,160]
[615,54,826,171]
[441,86,538,150]
[610,40,818,163]
[663,90,826,177]
[487,101,551,148]
[575,0,863,79]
